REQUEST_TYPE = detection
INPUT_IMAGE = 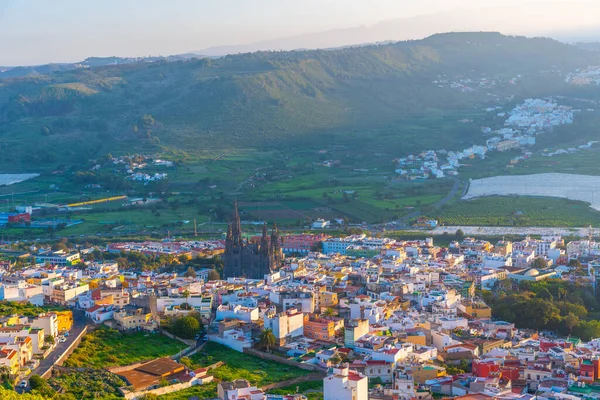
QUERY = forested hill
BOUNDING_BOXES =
[0,32,598,169]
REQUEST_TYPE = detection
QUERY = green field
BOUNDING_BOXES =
[436,196,600,227]
[160,342,313,399]
[49,369,125,399]
[64,327,187,368]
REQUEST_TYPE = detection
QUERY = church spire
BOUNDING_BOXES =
[231,200,243,246]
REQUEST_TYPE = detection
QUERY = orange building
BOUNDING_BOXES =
[303,314,341,342]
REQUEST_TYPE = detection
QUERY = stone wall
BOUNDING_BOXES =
[121,376,214,400]
[243,348,325,372]
[40,326,88,379]
[260,372,325,391]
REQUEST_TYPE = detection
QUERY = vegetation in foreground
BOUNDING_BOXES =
[483,278,600,340]
[190,342,311,386]
[64,326,186,368]
[161,342,313,399]
[0,300,66,317]
[47,369,125,400]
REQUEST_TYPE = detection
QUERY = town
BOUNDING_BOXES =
[2,213,600,399]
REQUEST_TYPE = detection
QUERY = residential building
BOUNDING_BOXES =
[323,366,368,400]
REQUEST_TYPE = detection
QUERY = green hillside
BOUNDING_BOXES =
[1,32,597,171]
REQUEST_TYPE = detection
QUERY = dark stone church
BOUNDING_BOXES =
[222,202,283,279]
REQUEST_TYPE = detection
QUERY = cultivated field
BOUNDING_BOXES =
[464,173,600,211]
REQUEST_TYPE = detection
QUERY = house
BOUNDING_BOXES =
[312,219,331,229]
[113,307,158,331]
[216,304,259,322]
[350,360,394,383]
[115,357,188,391]
[344,319,369,349]
[218,379,265,400]
[264,308,304,346]
[323,366,368,400]
[304,314,342,342]
[0,349,19,376]
[85,305,114,323]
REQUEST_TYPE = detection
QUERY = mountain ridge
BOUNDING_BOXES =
[0,32,598,170]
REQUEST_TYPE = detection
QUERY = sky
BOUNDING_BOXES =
[1,0,599,66]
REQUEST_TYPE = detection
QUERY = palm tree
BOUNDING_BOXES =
[182,289,191,310]
[258,329,276,352]
[323,308,336,318]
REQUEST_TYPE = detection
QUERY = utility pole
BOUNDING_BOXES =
[194,219,198,237]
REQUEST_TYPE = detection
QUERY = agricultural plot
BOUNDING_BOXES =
[464,173,600,211]
[437,196,600,227]
[238,200,324,223]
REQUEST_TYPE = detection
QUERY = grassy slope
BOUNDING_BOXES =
[64,327,186,368]
[160,342,312,399]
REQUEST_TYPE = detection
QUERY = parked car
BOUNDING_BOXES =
[58,337,67,343]
[19,381,27,388]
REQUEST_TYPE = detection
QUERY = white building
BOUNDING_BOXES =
[216,304,259,322]
[263,308,304,345]
[324,366,368,400]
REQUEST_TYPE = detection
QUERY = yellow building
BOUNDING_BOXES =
[410,364,447,384]
[318,291,339,309]
[403,332,427,347]
[114,308,158,331]
[0,349,19,376]
[52,311,73,332]
[495,240,513,256]
[459,300,492,319]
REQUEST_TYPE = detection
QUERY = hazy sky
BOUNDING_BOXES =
[1,0,599,65]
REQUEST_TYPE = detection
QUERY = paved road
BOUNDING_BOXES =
[16,309,90,393]
[395,176,463,227]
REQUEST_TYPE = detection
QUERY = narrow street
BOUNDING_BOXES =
[15,310,90,393]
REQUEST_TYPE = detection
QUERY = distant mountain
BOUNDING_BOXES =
[193,6,600,56]
[575,42,600,52]
[0,54,201,80]
[0,32,598,170]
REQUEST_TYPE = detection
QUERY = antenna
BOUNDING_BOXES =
[590,225,593,255]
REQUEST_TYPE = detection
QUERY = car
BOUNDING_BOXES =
[19,381,27,388]
[58,337,67,343]
[63,332,69,337]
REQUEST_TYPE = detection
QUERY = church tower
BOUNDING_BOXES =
[222,203,281,280]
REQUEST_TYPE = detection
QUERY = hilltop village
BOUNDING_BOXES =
[2,226,600,399]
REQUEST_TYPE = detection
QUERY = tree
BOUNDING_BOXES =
[29,374,56,397]
[159,378,170,387]
[0,365,9,384]
[184,267,196,278]
[323,308,336,317]
[455,229,465,241]
[52,243,68,252]
[45,334,55,345]
[258,328,276,352]
[532,258,548,270]
[537,287,553,301]
[172,316,200,339]
[182,289,190,304]
[564,313,579,334]
[207,269,220,281]
[329,354,342,365]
